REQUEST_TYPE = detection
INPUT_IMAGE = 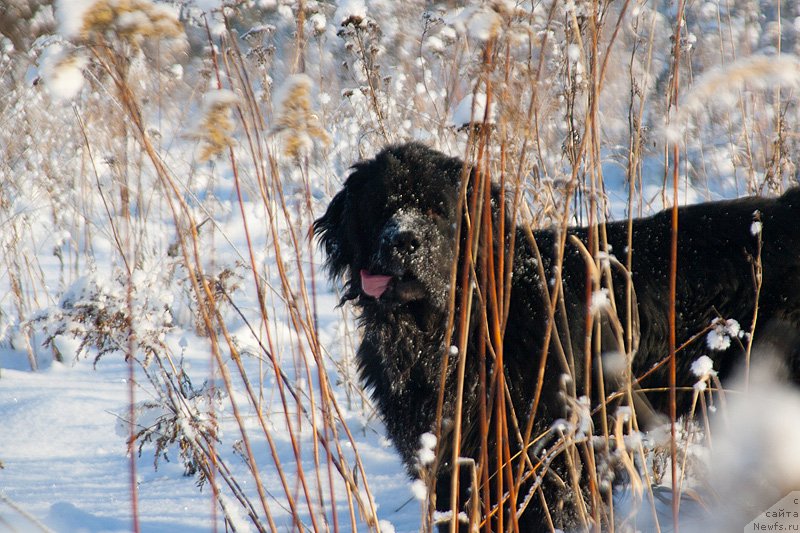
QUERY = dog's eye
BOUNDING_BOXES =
[426,208,443,221]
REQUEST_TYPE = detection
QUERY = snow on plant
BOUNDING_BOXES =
[751,210,763,237]
[417,431,437,467]
[39,42,88,100]
[30,267,174,365]
[432,510,468,527]
[410,478,427,502]
[450,92,495,128]
[589,288,611,315]
[123,374,225,479]
[445,4,502,42]
[378,519,397,533]
[175,265,243,335]
[308,12,326,35]
[675,55,800,130]
[551,395,593,442]
[691,355,717,381]
[706,317,745,352]
[334,0,367,27]
[691,355,718,398]
[336,12,382,86]
[46,0,187,118]
[55,0,100,38]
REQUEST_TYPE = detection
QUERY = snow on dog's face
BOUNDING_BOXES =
[314,143,465,312]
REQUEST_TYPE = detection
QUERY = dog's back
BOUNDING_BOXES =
[508,188,800,419]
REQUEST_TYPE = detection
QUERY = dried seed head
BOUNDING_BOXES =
[272,74,330,159]
[68,0,183,46]
[194,89,239,161]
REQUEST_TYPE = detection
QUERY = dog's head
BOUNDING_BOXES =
[314,143,466,312]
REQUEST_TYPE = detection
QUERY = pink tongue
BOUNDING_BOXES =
[360,270,392,298]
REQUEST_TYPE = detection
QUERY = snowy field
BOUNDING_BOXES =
[3,0,800,531]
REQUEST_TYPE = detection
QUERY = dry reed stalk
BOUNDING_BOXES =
[667,0,688,529]
[217,18,386,531]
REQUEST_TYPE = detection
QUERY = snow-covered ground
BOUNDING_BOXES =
[0,342,418,532]
[0,354,218,532]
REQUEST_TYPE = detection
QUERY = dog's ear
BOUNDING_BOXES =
[314,187,352,279]
[464,173,511,228]
[463,178,514,254]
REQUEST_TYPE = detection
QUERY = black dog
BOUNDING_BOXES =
[314,142,800,530]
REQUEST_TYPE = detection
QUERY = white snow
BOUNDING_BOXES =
[410,479,427,501]
[450,93,496,126]
[706,318,743,351]
[589,288,610,315]
[417,432,437,466]
[0,360,214,531]
[424,35,444,54]
[40,43,87,100]
[673,55,800,136]
[706,328,731,351]
[690,355,716,379]
[567,43,581,62]
[417,448,435,466]
[432,510,468,524]
[55,0,97,38]
[203,88,239,109]
[419,432,437,451]
[378,519,397,533]
[466,8,501,41]
[309,13,327,34]
[334,0,367,25]
[445,6,501,42]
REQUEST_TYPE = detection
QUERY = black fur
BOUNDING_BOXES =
[314,142,800,530]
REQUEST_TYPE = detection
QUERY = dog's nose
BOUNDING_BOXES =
[392,230,420,254]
